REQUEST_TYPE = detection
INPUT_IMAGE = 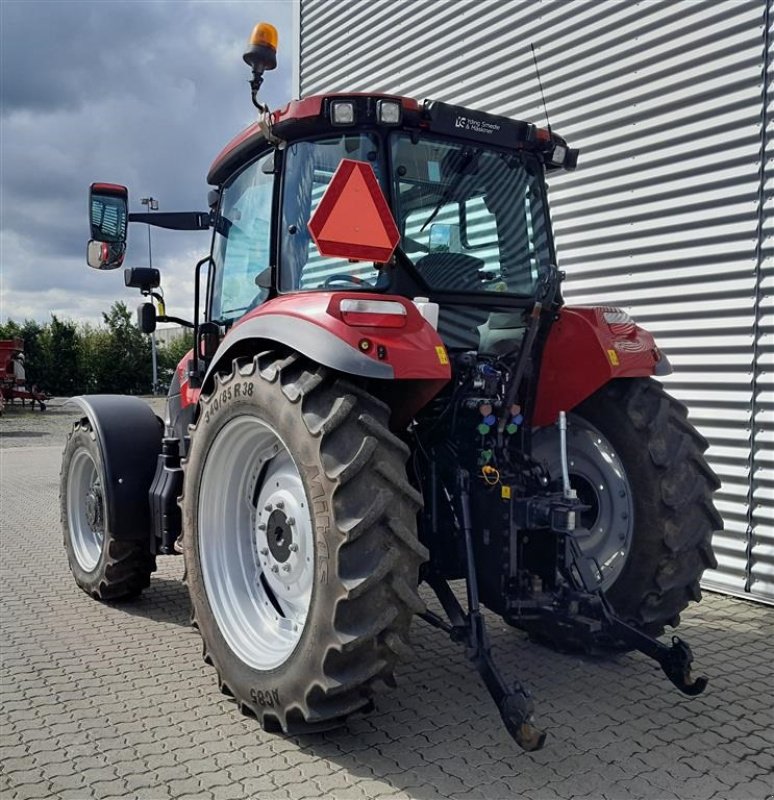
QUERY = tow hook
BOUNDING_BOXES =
[656,636,708,696]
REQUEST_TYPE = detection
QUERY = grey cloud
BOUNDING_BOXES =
[1,0,294,324]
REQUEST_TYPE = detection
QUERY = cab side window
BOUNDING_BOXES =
[211,152,274,323]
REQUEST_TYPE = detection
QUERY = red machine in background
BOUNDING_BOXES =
[0,339,47,413]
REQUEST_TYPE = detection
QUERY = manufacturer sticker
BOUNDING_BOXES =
[607,349,620,366]
[435,346,449,365]
[501,485,512,500]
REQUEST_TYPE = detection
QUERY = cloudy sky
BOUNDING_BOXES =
[0,0,295,325]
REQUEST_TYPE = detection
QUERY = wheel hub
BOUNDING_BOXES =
[265,509,292,562]
[254,477,312,599]
[85,484,104,532]
[532,416,634,591]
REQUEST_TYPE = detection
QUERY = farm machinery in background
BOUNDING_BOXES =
[0,339,47,413]
[61,23,720,750]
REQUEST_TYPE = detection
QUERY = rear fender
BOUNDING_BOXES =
[66,395,163,541]
[198,293,451,423]
[533,306,671,427]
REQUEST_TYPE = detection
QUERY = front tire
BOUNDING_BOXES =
[532,378,720,636]
[182,352,427,733]
[61,419,156,600]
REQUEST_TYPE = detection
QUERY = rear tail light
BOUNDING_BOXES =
[339,298,407,327]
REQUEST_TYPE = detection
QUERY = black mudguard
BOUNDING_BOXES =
[66,395,163,542]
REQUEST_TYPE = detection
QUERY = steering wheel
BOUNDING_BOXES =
[323,274,374,289]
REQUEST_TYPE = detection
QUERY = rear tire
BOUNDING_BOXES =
[181,352,427,733]
[61,419,156,600]
[533,378,720,637]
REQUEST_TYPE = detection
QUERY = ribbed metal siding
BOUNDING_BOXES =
[299,0,773,602]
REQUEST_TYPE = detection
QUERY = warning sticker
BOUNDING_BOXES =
[501,485,512,500]
[607,349,620,366]
[435,346,449,365]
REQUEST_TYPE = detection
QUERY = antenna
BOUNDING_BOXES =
[530,43,552,135]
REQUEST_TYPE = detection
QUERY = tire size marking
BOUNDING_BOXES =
[307,466,329,586]
[250,688,280,707]
[204,382,253,424]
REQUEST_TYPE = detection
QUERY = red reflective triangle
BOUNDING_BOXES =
[308,159,400,262]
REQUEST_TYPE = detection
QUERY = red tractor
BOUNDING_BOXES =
[61,24,720,750]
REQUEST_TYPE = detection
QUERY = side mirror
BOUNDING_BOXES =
[88,183,128,270]
[137,302,156,334]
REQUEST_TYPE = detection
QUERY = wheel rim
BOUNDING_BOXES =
[67,448,105,572]
[198,415,314,670]
[532,415,634,591]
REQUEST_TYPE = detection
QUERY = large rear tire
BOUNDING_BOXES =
[61,419,156,600]
[181,352,427,733]
[532,378,720,636]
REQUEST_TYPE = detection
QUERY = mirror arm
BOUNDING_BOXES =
[128,211,211,231]
[157,315,195,329]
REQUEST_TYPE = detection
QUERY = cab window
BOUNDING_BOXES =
[280,134,386,292]
[211,151,274,324]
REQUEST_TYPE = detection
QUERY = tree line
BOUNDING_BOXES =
[0,302,193,396]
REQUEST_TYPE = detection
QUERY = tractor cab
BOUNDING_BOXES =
[207,91,577,355]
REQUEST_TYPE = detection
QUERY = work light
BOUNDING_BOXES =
[331,101,355,125]
[377,99,402,125]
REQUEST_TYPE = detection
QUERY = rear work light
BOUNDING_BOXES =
[549,144,567,166]
[331,101,355,125]
[377,99,402,125]
[339,298,407,327]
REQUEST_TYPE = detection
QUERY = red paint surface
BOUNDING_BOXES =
[91,182,127,196]
[177,295,450,412]
[176,349,200,408]
[307,160,400,262]
[241,293,449,380]
[533,306,661,427]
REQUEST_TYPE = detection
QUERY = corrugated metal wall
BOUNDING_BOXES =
[297,0,773,603]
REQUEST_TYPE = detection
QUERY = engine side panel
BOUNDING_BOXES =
[533,306,667,426]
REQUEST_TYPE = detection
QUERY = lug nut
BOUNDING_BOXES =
[288,543,299,552]
[286,517,295,526]
[264,503,273,512]
[260,548,269,555]
[271,565,279,573]
[257,523,266,531]
[282,564,291,572]
[275,500,284,510]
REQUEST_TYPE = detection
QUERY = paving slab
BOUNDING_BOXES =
[1,408,773,800]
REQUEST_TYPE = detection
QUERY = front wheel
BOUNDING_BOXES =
[60,419,156,600]
[181,352,427,733]
[532,378,720,636]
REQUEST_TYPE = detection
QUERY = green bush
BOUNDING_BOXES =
[0,301,170,396]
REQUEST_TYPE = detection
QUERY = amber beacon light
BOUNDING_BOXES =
[243,22,278,109]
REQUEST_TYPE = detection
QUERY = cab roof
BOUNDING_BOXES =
[207,92,575,186]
